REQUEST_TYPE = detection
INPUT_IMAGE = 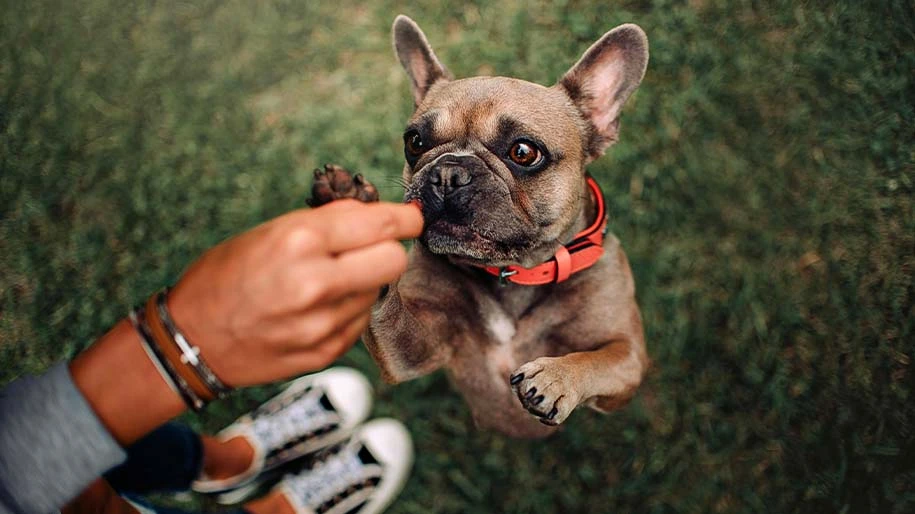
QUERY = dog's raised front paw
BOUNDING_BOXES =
[510,357,583,426]
[307,163,379,207]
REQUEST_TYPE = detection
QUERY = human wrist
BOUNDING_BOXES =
[164,280,222,375]
[142,289,232,407]
[70,319,187,446]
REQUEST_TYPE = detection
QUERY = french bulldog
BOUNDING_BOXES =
[310,15,649,438]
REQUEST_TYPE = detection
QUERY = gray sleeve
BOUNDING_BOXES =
[0,362,127,514]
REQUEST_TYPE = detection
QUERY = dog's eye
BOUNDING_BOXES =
[404,130,426,157]
[508,141,543,167]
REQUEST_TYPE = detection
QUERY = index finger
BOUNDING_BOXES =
[310,201,424,253]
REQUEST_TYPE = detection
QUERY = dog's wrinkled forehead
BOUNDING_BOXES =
[412,77,585,155]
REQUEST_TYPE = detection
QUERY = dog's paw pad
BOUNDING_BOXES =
[307,164,379,207]
[510,358,580,426]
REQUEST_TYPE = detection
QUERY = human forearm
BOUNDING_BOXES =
[69,318,186,447]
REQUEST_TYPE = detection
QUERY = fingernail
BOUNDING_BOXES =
[532,395,545,406]
[525,387,537,399]
[510,373,524,385]
[547,407,558,420]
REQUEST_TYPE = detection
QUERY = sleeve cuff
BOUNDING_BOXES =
[0,362,127,513]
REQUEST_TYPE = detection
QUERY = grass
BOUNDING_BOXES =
[1,0,913,512]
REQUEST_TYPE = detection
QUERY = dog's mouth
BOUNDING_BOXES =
[422,219,491,258]
[425,219,474,239]
[421,218,531,267]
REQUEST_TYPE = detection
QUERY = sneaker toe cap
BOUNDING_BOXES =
[313,367,373,428]
[361,418,413,478]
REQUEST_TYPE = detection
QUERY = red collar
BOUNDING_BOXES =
[481,176,608,286]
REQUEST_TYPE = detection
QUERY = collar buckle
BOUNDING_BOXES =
[498,268,518,286]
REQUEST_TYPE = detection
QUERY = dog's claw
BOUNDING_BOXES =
[511,357,582,426]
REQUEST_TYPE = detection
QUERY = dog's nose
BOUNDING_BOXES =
[429,156,474,196]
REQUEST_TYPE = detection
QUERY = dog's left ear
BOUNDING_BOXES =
[393,15,453,107]
[558,24,649,159]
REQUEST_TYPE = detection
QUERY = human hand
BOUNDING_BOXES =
[166,200,423,387]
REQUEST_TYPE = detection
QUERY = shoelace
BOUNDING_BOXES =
[250,389,336,451]
[286,447,374,509]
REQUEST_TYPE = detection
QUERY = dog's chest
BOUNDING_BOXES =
[483,307,518,381]
[465,285,555,375]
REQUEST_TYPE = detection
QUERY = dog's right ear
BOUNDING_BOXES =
[393,15,452,107]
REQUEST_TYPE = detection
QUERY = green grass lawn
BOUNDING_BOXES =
[2,0,913,512]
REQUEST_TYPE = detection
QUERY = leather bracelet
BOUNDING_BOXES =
[129,307,206,411]
[144,294,216,403]
[155,289,231,398]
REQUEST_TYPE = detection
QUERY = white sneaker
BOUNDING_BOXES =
[277,418,413,514]
[192,367,373,494]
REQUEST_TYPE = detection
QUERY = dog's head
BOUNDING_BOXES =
[394,15,647,268]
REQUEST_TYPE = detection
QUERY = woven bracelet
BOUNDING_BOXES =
[144,293,215,403]
[129,307,206,411]
[155,289,232,399]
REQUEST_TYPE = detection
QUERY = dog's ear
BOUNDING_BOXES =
[558,24,648,159]
[393,15,452,107]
